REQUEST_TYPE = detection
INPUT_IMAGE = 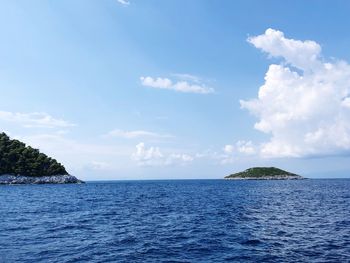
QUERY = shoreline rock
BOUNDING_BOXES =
[0,174,84,185]
[224,175,305,180]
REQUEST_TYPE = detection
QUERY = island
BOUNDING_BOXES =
[225,167,304,180]
[0,132,83,184]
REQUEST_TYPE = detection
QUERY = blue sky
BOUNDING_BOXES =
[1,0,350,180]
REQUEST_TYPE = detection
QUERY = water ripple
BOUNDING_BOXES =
[1,179,350,262]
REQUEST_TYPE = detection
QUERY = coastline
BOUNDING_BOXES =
[0,174,84,185]
[224,175,305,180]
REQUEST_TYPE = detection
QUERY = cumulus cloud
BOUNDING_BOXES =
[248,28,322,71]
[0,111,75,128]
[140,76,214,94]
[132,142,194,166]
[117,0,130,6]
[241,28,350,158]
[108,129,172,139]
[221,141,257,163]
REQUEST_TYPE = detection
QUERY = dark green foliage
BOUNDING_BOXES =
[225,167,298,178]
[0,132,68,177]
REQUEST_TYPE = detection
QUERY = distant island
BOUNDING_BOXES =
[225,167,304,180]
[0,132,83,184]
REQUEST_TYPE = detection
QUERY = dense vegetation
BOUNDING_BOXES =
[0,132,68,177]
[225,167,298,178]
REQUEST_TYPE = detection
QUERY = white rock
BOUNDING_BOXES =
[0,174,84,184]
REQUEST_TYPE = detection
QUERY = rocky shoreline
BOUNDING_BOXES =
[225,175,305,180]
[0,174,84,185]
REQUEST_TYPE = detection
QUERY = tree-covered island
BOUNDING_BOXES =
[225,167,304,180]
[0,132,83,184]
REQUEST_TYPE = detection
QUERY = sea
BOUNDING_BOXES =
[0,179,350,262]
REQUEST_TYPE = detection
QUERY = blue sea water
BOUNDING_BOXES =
[1,179,350,263]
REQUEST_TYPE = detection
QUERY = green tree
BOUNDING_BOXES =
[0,132,68,177]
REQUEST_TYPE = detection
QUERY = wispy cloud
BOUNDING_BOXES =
[117,0,130,6]
[89,161,112,170]
[107,129,173,139]
[0,111,75,128]
[140,75,214,94]
[171,73,202,83]
[132,142,194,166]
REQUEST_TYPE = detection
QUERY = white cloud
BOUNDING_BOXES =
[248,28,322,71]
[132,142,194,166]
[141,77,172,89]
[242,28,350,158]
[342,97,350,108]
[117,0,130,6]
[132,142,163,166]
[168,153,194,163]
[108,129,172,139]
[0,111,75,128]
[171,73,202,83]
[223,141,256,156]
[236,140,256,155]
[223,144,234,154]
[140,76,214,94]
[220,141,257,164]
